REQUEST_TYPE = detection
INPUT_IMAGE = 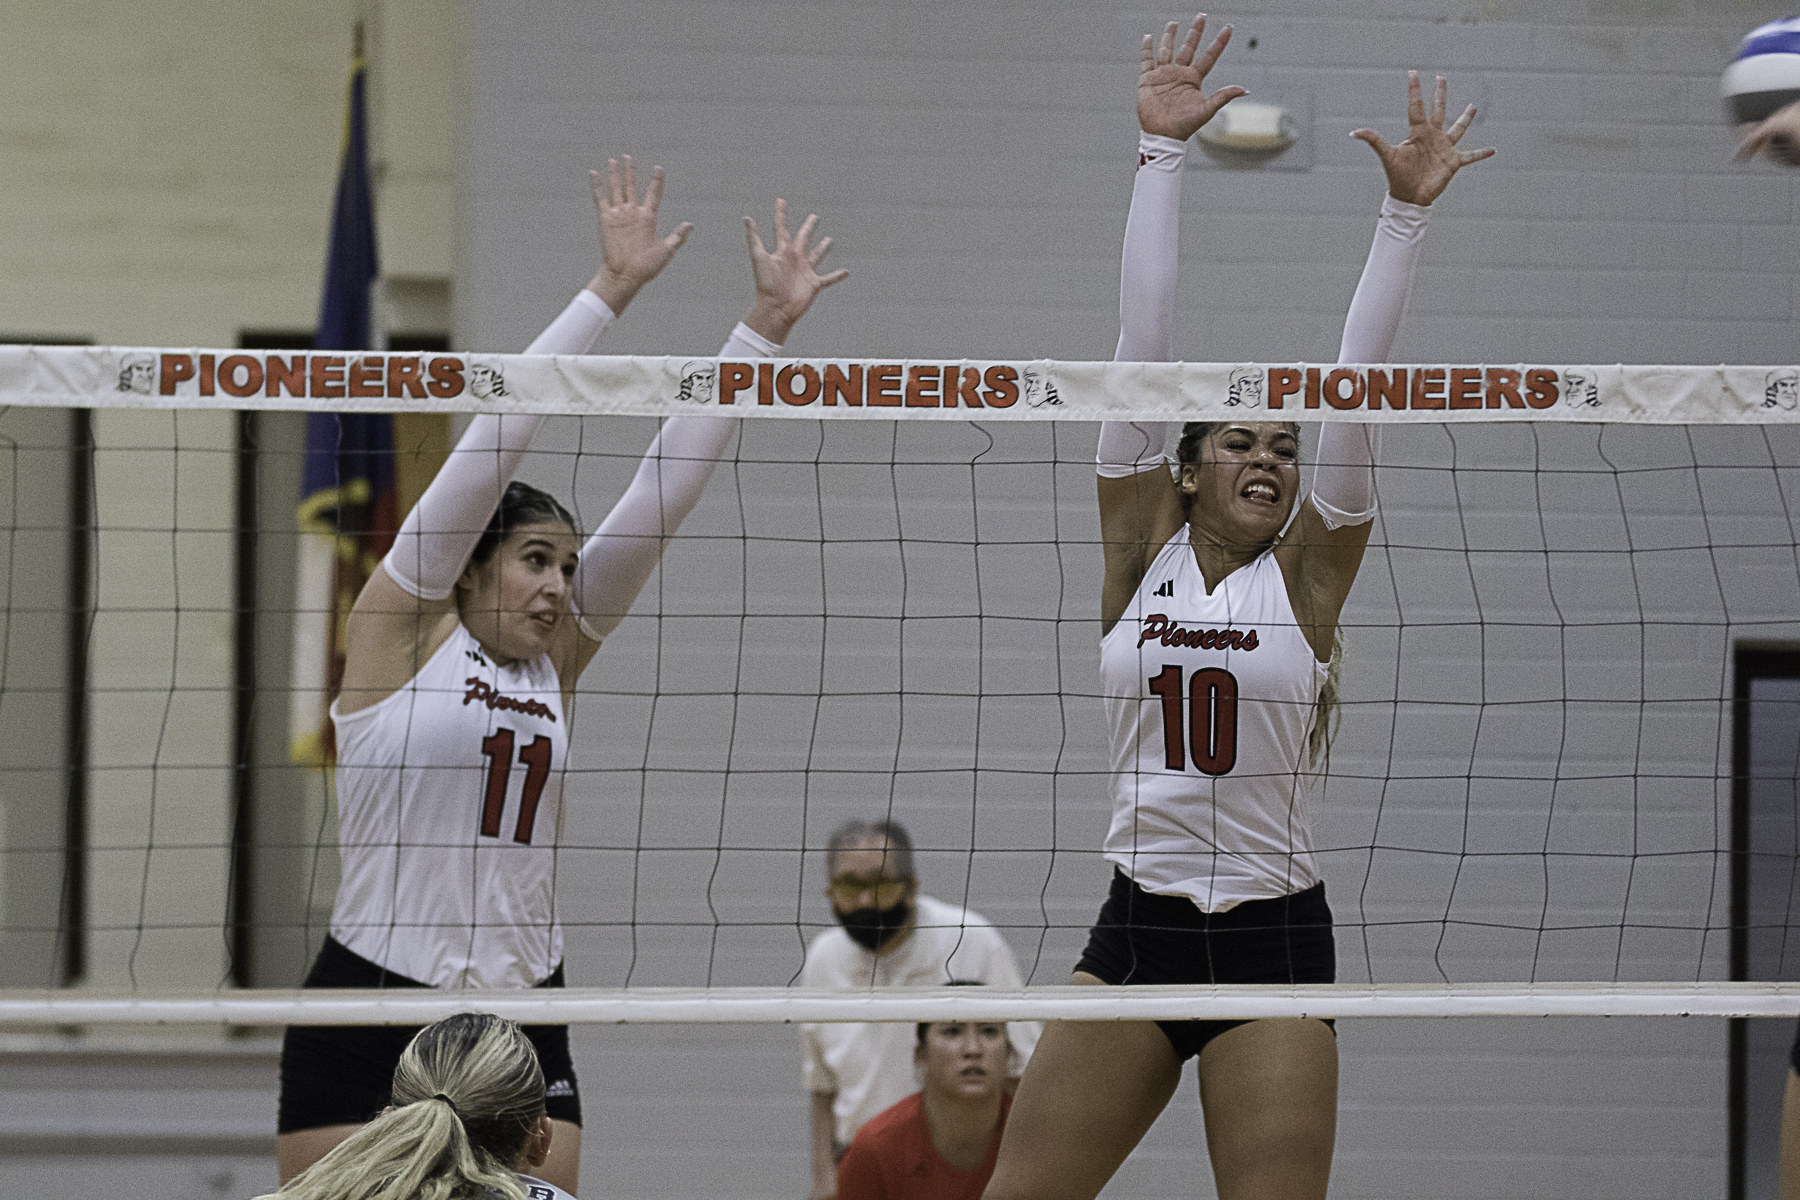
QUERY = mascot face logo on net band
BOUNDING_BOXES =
[469,365,508,400]
[676,361,716,404]
[1765,369,1799,411]
[1226,367,1264,409]
[117,355,156,395]
[1022,365,1061,408]
[1561,367,1599,409]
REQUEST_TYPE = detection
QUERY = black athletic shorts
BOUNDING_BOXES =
[1075,867,1336,1061]
[277,936,581,1134]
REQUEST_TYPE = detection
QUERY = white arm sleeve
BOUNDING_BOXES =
[1312,196,1431,530]
[571,321,776,641]
[1098,132,1186,478]
[383,291,617,599]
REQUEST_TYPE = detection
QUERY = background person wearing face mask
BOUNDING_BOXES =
[799,820,1038,1200]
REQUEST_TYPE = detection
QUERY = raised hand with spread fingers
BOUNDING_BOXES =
[587,155,694,314]
[742,198,848,345]
[1137,12,1246,141]
[1352,72,1495,206]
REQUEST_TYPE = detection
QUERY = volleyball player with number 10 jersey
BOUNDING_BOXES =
[981,17,1493,1200]
[275,158,847,1195]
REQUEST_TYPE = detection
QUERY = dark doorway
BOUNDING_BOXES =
[1732,644,1800,1200]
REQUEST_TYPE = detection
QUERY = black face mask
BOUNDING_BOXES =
[834,899,912,952]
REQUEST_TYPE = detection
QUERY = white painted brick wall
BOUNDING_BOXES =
[461,4,1800,1196]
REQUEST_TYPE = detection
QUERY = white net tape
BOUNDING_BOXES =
[4,983,1800,1025]
[4,346,1799,423]
[3,350,1798,1025]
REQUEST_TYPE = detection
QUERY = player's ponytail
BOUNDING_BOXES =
[258,1013,546,1200]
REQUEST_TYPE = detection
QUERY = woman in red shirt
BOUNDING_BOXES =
[837,1020,1014,1200]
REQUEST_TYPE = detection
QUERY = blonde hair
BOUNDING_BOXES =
[1307,629,1343,773]
[260,1013,546,1200]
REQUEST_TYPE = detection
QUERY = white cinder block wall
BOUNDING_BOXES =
[464,3,1800,1199]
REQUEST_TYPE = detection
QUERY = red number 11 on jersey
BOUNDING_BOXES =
[478,728,552,843]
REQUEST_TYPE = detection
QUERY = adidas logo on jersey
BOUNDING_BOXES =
[545,1079,575,1097]
[1152,580,1174,597]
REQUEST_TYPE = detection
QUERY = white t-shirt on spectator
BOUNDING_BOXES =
[799,893,1040,1146]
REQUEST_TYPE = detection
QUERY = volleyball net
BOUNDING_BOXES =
[1,348,1798,1024]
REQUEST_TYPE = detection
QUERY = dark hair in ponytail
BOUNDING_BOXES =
[470,481,578,566]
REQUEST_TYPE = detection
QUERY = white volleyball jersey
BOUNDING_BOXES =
[1101,532,1329,911]
[330,623,568,988]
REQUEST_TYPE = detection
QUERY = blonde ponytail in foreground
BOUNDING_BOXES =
[259,1013,546,1200]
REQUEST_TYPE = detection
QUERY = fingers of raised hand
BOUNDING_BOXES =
[1429,75,1447,128]
[1350,129,1391,163]
[773,198,791,247]
[1174,15,1205,68]
[645,166,665,212]
[1458,146,1497,167]
[1445,104,1474,145]
[662,222,694,252]
[744,215,764,257]
[793,211,820,254]
[1140,34,1155,76]
[1156,21,1177,67]
[1194,23,1233,79]
[621,155,639,204]
[807,234,833,268]
[1199,85,1247,124]
[1405,71,1425,127]
[817,267,849,290]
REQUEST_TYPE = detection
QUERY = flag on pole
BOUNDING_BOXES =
[289,25,395,765]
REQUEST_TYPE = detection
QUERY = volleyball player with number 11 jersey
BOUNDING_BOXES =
[275,159,847,1196]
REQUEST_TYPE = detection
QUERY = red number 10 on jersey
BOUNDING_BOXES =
[1148,665,1239,776]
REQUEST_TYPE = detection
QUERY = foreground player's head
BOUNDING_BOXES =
[266,1012,551,1200]
[457,481,582,662]
[914,1018,1011,1103]
[1176,420,1303,546]
[826,818,918,954]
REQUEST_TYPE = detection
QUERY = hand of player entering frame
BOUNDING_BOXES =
[1352,72,1496,207]
[742,198,849,345]
[1137,14,1247,143]
[587,155,694,315]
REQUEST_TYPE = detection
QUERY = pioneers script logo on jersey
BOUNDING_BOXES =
[462,677,557,723]
[1138,614,1259,652]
